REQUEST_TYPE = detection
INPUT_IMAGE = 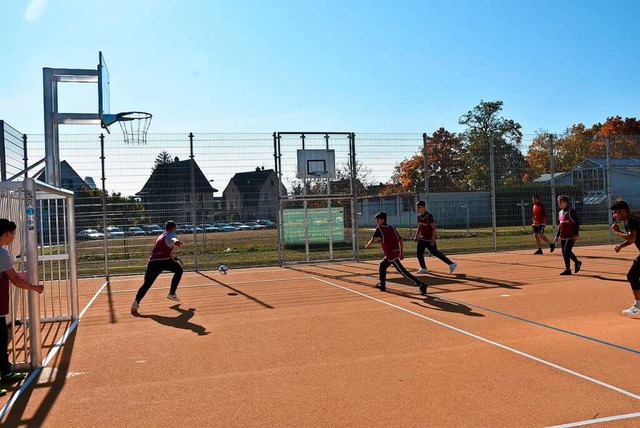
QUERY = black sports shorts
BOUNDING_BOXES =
[532,224,546,234]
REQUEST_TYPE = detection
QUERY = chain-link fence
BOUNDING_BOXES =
[6,131,637,277]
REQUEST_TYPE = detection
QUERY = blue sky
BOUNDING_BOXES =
[1,0,639,137]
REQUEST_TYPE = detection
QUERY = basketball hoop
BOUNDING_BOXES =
[116,111,152,145]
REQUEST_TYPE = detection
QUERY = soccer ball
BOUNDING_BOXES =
[218,265,229,275]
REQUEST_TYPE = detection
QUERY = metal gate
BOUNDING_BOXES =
[274,132,359,264]
[0,178,78,369]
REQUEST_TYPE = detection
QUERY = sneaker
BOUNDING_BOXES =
[622,305,640,316]
[549,243,555,253]
[375,282,386,292]
[534,248,543,255]
[419,282,428,295]
[575,260,582,274]
[131,300,139,315]
[449,263,457,274]
[167,293,180,301]
[416,268,429,274]
[1,371,27,384]
[559,270,572,276]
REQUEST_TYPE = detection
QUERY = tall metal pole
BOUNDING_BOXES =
[350,133,359,261]
[100,134,109,279]
[489,132,497,251]
[189,132,198,271]
[24,178,42,367]
[22,134,28,180]
[422,133,429,205]
[550,134,557,237]
[605,135,614,242]
[273,132,284,265]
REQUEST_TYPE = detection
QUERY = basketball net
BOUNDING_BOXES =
[116,111,152,145]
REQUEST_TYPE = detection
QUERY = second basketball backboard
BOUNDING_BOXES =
[98,51,117,128]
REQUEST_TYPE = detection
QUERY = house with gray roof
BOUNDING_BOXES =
[223,167,286,221]
[137,159,217,225]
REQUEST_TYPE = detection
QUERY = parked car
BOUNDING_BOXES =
[199,223,221,233]
[256,219,276,229]
[105,226,125,238]
[126,226,146,237]
[243,221,267,230]
[214,223,239,232]
[77,229,105,241]
[175,224,186,234]
[142,225,164,235]
[230,222,252,231]
[183,224,204,233]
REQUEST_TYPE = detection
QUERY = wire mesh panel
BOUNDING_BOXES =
[19,129,640,277]
[275,132,357,264]
[0,186,31,368]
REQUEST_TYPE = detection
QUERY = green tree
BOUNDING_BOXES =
[458,100,525,190]
[152,150,175,172]
[388,128,465,193]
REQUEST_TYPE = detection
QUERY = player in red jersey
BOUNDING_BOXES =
[610,199,640,316]
[554,195,582,275]
[365,211,427,294]
[531,195,555,254]
[414,201,457,274]
[131,221,184,314]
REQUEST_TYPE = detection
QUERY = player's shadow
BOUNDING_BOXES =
[134,304,209,336]
[412,295,485,317]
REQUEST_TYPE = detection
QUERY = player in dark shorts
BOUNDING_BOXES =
[414,201,457,273]
[531,195,555,254]
[610,200,640,316]
[554,195,582,275]
[365,211,427,294]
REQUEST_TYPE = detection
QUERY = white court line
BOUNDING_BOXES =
[312,276,640,403]
[547,411,640,427]
[0,280,110,421]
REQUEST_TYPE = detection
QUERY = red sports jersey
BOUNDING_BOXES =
[149,232,174,261]
[416,212,435,241]
[532,202,547,225]
[558,208,579,239]
[373,224,402,261]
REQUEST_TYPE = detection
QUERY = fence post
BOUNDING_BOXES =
[422,133,429,207]
[24,178,42,368]
[549,134,557,237]
[100,134,109,279]
[605,135,614,243]
[23,133,28,180]
[350,132,359,261]
[189,132,199,271]
[489,132,497,251]
[273,132,285,265]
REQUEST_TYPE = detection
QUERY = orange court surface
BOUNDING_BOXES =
[1,244,640,427]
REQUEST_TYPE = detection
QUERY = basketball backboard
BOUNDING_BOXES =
[98,51,117,129]
[296,149,336,179]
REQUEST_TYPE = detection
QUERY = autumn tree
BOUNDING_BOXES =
[553,123,598,171]
[524,131,554,182]
[595,116,640,158]
[388,128,464,193]
[458,100,525,189]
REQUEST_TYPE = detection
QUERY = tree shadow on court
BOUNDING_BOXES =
[411,295,485,317]
[133,304,209,336]
[587,274,628,283]
[3,322,77,427]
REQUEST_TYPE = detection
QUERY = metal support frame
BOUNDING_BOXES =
[43,67,100,187]
[274,132,357,265]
